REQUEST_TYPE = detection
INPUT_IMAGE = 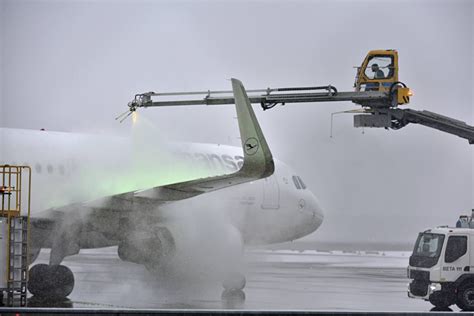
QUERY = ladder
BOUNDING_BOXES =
[6,216,28,306]
[0,165,31,307]
[123,84,474,144]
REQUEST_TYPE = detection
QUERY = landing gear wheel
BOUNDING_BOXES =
[429,292,452,309]
[456,283,474,311]
[222,272,246,291]
[28,264,75,299]
[221,288,246,306]
[221,290,245,303]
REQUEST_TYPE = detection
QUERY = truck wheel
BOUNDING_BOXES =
[429,292,452,309]
[456,283,474,311]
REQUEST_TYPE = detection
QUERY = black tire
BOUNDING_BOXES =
[28,264,49,296]
[429,291,453,309]
[28,264,75,299]
[221,289,246,308]
[221,289,246,301]
[27,296,73,308]
[456,282,474,311]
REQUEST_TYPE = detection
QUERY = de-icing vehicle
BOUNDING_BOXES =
[121,49,474,144]
[408,211,474,310]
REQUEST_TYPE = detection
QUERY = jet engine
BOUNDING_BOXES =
[117,212,245,283]
[117,226,176,267]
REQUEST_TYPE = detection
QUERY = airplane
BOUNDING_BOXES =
[0,79,324,299]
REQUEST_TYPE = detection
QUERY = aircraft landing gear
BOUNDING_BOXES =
[221,272,246,308]
[221,289,246,308]
[28,264,74,299]
[222,272,246,291]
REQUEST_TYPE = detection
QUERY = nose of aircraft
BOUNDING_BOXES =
[310,193,324,229]
[299,191,324,236]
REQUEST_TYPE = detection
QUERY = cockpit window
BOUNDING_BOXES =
[297,176,306,189]
[292,176,307,190]
[292,176,301,190]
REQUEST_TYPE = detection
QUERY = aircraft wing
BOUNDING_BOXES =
[86,78,274,209]
[29,79,274,256]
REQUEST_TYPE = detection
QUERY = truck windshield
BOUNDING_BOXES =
[364,56,394,80]
[413,233,445,258]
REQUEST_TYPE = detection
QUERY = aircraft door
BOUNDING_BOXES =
[261,176,280,209]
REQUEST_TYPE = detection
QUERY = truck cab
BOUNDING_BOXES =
[355,49,399,93]
[408,224,474,310]
[354,49,411,106]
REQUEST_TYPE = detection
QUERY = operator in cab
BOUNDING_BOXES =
[371,63,385,79]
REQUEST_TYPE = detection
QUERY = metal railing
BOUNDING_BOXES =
[0,165,31,307]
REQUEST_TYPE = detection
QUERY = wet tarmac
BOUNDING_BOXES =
[28,247,447,312]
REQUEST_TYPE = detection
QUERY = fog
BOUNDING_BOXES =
[0,0,473,247]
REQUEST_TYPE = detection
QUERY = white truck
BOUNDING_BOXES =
[407,215,474,310]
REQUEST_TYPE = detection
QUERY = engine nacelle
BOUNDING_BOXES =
[117,226,175,266]
[117,211,244,281]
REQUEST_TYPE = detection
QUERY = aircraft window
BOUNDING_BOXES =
[35,163,42,174]
[292,176,301,190]
[297,176,307,190]
[47,164,53,174]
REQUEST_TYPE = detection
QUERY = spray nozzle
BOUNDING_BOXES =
[116,92,154,123]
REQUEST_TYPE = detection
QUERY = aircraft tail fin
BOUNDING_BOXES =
[231,78,274,178]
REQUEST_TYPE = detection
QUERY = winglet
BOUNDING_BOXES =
[231,78,274,178]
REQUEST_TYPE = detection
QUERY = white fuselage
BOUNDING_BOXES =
[0,127,324,245]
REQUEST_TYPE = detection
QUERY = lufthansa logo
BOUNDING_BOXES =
[244,137,259,156]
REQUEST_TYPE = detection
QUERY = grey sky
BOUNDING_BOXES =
[1,0,473,245]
